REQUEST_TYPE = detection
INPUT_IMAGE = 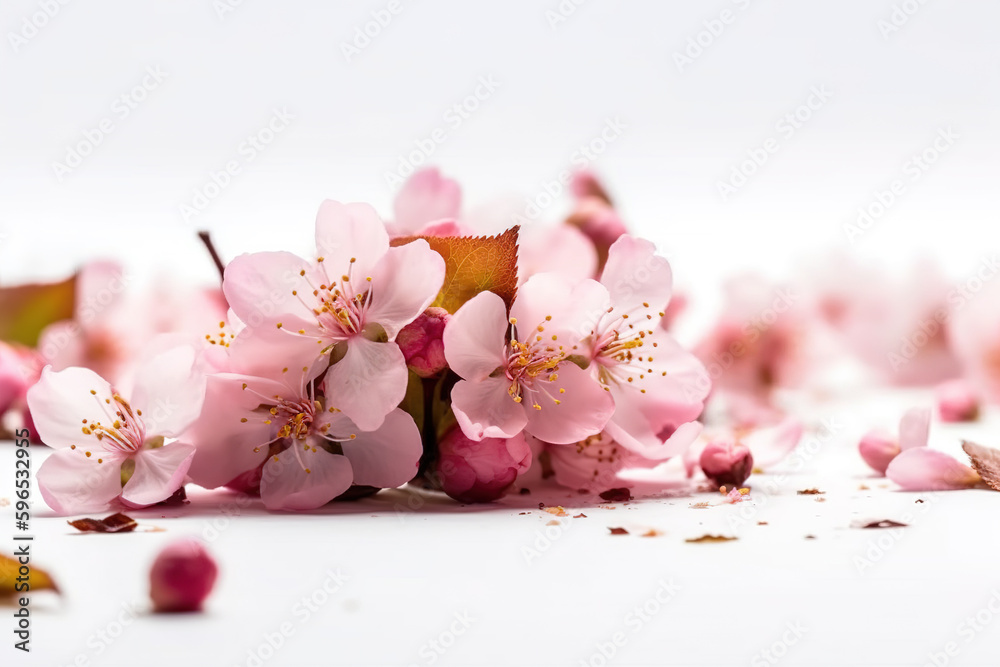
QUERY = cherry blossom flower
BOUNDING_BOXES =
[27,346,205,515]
[936,379,980,422]
[858,407,930,475]
[184,365,421,511]
[573,235,710,459]
[224,200,445,430]
[537,430,671,493]
[443,273,614,444]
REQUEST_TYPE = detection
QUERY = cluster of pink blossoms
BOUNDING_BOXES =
[21,169,712,514]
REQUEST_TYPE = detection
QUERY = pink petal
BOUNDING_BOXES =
[524,364,614,445]
[37,448,125,515]
[600,235,673,311]
[443,291,508,381]
[858,430,901,475]
[321,337,407,431]
[742,418,803,469]
[392,167,462,233]
[511,273,580,338]
[365,240,446,340]
[451,375,528,441]
[260,448,354,511]
[517,225,597,285]
[314,200,389,282]
[223,251,316,329]
[607,417,703,461]
[630,329,711,406]
[26,366,114,450]
[131,345,206,437]
[121,443,196,507]
[184,374,283,488]
[338,408,421,488]
[227,323,329,383]
[76,261,128,319]
[899,407,931,450]
[886,448,981,491]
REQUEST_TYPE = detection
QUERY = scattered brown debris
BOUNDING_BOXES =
[608,527,629,535]
[855,519,908,529]
[858,484,870,491]
[797,489,824,495]
[573,513,587,519]
[518,512,528,515]
[685,534,737,543]
[804,535,816,540]
[814,497,827,503]
[689,502,711,509]
[68,513,138,533]
[641,529,663,538]
[757,521,768,525]
[546,520,560,526]
[542,506,568,517]
[599,488,632,502]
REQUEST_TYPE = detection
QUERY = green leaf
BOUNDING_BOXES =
[0,275,76,346]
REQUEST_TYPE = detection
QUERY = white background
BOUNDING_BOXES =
[3,2,1000,666]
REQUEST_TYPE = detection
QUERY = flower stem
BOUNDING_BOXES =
[197,231,226,284]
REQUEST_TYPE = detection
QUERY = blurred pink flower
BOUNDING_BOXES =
[27,346,204,515]
[224,200,445,430]
[391,167,463,236]
[949,278,1000,405]
[859,407,930,475]
[539,430,662,493]
[935,379,979,423]
[685,418,803,477]
[184,365,421,511]
[443,273,614,444]
[434,427,531,502]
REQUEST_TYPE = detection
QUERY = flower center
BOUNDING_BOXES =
[504,315,568,411]
[78,389,146,458]
[282,257,374,344]
[590,302,664,395]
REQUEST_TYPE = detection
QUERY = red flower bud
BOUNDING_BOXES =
[699,440,754,488]
[150,539,218,613]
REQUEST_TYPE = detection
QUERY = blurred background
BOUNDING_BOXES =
[2,0,999,325]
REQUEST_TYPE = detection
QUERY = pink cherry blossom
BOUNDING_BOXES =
[392,168,463,235]
[434,427,531,502]
[949,278,1000,404]
[685,419,803,477]
[443,273,614,445]
[184,365,421,511]
[224,200,445,430]
[538,430,681,493]
[858,407,929,475]
[886,449,981,491]
[27,345,205,515]
[573,235,710,460]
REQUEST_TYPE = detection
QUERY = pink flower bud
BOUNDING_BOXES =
[396,307,450,378]
[858,430,900,475]
[936,380,979,423]
[434,428,531,503]
[150,539,218,613]
[699,440,754,488]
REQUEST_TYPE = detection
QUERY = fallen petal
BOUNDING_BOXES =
[886,448,981,491]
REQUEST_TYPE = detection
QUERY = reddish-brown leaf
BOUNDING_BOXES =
[685,534,738,543]
[392,227,519,314]
[608,527,629,535]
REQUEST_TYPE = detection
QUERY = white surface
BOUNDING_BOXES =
[3,387,1000,667]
